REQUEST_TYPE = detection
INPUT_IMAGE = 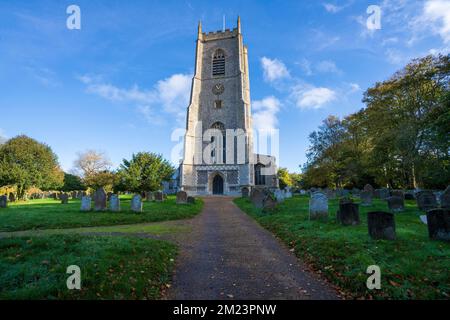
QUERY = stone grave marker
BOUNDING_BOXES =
[387,196,404,212]
[109,194,120,212]
[360,191,372,206]
[416,191,438,211]
[337,202,360,226]
[176,191,188,204]
[367,211,396,240]
[80,196,91,211]
[0,195,7,208]
[93,188,107,211]
[309,192,328,220]
[60,193,69,204]
[130,194,143,212]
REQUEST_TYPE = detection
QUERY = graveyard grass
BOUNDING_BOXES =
[0,195,203,232]
[234,195,450,299]
[0,234,176,299]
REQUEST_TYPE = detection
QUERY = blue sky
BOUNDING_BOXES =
[0,0,449,173]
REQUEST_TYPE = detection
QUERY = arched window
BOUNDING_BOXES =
[254,163,266,185]
[212,49,225,77]
[210,122,226,163]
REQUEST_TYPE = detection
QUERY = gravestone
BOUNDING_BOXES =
[77,191,83,199]
[0,195,7,208]
[93,188,107,211]
[262,195,277,213]
[364,184,374,195]
[390,190,404,199]
[360,191,372,206]
[130,194,143,212]
[241,187,249,198]
[274,189,285,203]
[187,196,196,204]
[154,191,164,202]
[387,196,404,212]
[309,192,328,220]
[109,194,120,212]
[145,191,154,202]
[419,215,427,225]
[367,211,396,240]
[80,196,91,211]
[337,202,360,226]
[325,189,336,199]
[8,193,16,203]
[416,191,438,211]
[250,188,266,209]
[71,191,77,199]
[60,193,69,204]
[351,188,361,197]
[404,191,415,200]
[284,187,292,198]
[440,186,450,209]
[426,209,450,241]
[374,188,390,200]
[176,191,188,204]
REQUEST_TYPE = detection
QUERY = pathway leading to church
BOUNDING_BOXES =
[166,196,339,300]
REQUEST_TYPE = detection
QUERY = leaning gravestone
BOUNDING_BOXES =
[130,194,143,212]
[440,186,450,209]
[8,193,16,203]
[416,191,438,211]
[309,192,328,220]
[367,211,396,240]
[0,195,7,208]
[360,191,372,206]
[93,188,107,211]
[250,188,266,209]
[80,196,91,211]
[176,191,188,204]
[187,196,196,204]
[154,191,164,202]
[60,193,69,204]
[241,187,249,198]
[387,196,404,212]
[364,184,374,195]
[337,202,360,226]
[426,209,450,241]
[109,194,120,212]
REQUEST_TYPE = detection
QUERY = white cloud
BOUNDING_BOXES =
[348,83,361,93]
[316,60,342,74]
[261,57,290,82]
[292,86,337,109]
[79,73,192,124]
[252,96,281,131]
[422,0,450,43]
[323,3,342,13]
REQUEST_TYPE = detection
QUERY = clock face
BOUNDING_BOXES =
[212,83,224,95]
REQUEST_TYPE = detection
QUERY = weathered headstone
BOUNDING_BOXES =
[364,184,374,195]
[130,194,143,212]
[374,188,390,200]
[416,191,438,211]
[145,191,154,202]
[0,195,7,208]
[367,211,396,240]
[93,188,107,211]
[250,188,266,209]
[60,193,69,204]
[187,196,196,204]
[337,202,360,226]
[309,192,328,220]
[440,186,450,209]
[262,195,277,213]
[8,193,16,203]
[154,191,164,202]
[426,209,450,241]
[241,187,249,198]
[176,191,188,204]
[387,196,404,212]
[390,190,404,199]
[360,191,372,206]
[80,196,91,211]
[274,189,285,203]
[109,194,120,212]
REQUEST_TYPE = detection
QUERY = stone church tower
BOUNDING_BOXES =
[180,17,277,195]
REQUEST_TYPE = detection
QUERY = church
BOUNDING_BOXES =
[179,17,278,196]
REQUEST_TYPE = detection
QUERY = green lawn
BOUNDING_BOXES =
[0,235,176,299]
[234,195,450,299]
[0,195,203,232]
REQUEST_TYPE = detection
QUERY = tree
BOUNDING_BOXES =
[117,152,174,193]
[61,173,86,192]
[0,135,64,199]
[73,150,113,189]
[277,167,293,189]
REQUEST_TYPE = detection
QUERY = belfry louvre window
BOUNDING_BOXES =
[212,49,225,76]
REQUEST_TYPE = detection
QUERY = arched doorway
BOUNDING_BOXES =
[212,174,224,195]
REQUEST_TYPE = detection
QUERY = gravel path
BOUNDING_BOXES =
[166,196,339,300]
